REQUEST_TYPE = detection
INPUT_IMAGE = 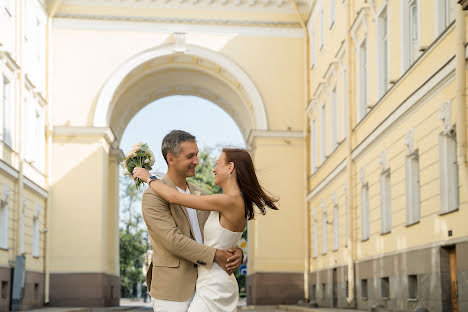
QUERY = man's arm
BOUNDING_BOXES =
[142,189,216,268]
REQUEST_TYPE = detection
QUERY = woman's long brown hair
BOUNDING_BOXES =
[222,148,278,220]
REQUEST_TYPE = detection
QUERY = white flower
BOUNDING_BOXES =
[122,168,131,176]
[144,158,150,164]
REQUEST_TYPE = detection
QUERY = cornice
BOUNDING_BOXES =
[54,13,301,27]
[247,129,304,146]
[53,126,116,145]
[55,0,309,11]
[53,16,304,37]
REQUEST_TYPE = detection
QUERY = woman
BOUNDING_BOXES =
[133,147,278,312]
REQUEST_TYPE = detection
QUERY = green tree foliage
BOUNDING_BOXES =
[188,149,222,195]
[119,175,150,298]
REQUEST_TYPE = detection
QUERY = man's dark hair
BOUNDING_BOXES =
[161,130,196,164]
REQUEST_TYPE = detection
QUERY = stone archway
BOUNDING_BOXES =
[100,42,268,304]
[93,42,269,145]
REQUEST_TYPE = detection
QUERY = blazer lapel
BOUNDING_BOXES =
[161,175,195,238]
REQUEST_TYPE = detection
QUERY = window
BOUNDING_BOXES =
[377,6,389,98]
[405,150,420,225]
[361,279,368,299]
[322,202,327,255]
[409,0,419,64]
[322,283,326,298]
[358,39,367,122]
[381,277,390,299]
[310,32,316,68]
[333,200,339,251]
[32,204,41,257]
[313,207,318,258]
[320,102,327,163]
[1,281,7,299]
[320,9,324,49]
[311,284,316,300]
[341,69,347,140]
[0,74,13,147]
[402,0,419,71]
[408,275,418,300]
[436,0,456,36]
[380,169,392,234]
[330,86,338,149]
[311,118,317,173]
[1,0,15,53]
[439,132,459,214]
[329,0,335,27]
[0,185,9,249]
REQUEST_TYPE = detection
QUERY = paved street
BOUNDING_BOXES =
[26,298,368,312]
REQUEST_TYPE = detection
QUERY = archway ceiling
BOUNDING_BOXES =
[46,0,312,24]
[109,66,254,144]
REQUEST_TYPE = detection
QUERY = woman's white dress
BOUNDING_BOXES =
[188,211,243,312]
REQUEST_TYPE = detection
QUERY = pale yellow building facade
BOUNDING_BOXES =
[0,0,467,311]
[305,0,468,311]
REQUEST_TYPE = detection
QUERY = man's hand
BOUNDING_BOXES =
[226,247,243,274]
[214,249,233,275]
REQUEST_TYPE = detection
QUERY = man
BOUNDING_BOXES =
[142,130,242,312]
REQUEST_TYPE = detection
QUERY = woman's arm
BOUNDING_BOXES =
[133,167,233,212]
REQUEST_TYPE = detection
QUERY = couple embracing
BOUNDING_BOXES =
[132,130,278,312]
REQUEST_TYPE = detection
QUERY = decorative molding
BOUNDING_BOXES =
[307,160,346,201]
[404,128,415,154]
[351,57,455,161]
[34,203,41,219]
[24,177,48,199]
[331,191,337,206]
[321,199,326,214]
[0,52,20,72]
[247,129,304,146]
[440,100,453,134]
[173,32,187,53]
[53,126,116,145]
[459,0,468,11]
[0,159,19,180]
[53,17,304,38]
[93,43,268,133]
[379,150,387,171]
[350,6,370,46]
[359,167,367,185]
[56,0,309,11]
[2,184,10,205]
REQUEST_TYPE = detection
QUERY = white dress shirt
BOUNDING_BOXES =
[176,185,203,244]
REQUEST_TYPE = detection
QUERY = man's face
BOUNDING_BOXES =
[170,141,199,178]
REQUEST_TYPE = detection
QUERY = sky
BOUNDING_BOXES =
[119,95,246,175]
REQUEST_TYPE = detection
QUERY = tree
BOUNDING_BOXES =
[188,148,222,195]
[119,174,150,298]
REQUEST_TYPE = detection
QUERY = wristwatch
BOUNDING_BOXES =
[147,175,157,185]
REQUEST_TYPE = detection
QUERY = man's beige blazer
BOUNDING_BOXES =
[142,175,216,302]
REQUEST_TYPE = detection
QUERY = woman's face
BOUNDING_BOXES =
[213,152,230,186]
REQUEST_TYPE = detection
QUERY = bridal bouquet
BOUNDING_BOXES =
[121,142,155,190]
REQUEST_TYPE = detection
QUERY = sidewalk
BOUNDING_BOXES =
[239,306,368,312]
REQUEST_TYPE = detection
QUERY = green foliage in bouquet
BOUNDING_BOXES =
[121,142,155,190]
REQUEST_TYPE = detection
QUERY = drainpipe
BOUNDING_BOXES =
[44,0,62,304]
[456,4,468,204]
[346,0,355,305]
[289,0,311,302]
